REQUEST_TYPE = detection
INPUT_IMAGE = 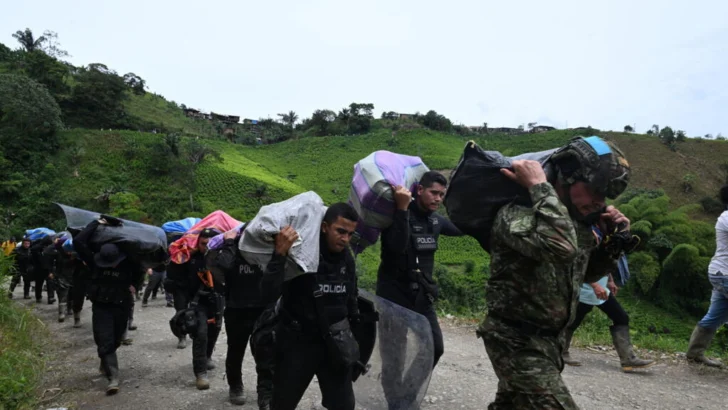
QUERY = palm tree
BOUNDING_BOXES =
[624,125,634,133]
[651,124,660,135]
[12,28,46,52]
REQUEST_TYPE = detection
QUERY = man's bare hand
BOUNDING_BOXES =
[224,230,237,241]
[500,160,548,189]
[392,185,412,211]
[601,205,630,231]
[275,226,299,256]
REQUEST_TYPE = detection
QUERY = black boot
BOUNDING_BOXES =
[229,383,246,405]
[562,328,581,366]
[73,312,82,328]
[128,319,137,331]
[104,353,120,395]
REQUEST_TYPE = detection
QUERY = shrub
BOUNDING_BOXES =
[659,244,711,315]
[700,196,724,214]
[629,251,660,294]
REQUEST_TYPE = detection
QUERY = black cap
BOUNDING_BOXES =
[94,243,127,268]
[199,228,220,239]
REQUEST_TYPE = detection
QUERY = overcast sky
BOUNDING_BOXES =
[3,0,726,136]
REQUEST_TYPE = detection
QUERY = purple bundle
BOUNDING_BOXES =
[348,151,429,255]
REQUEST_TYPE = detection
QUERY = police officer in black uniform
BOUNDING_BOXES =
[262,203,360,410]
[8,238,33,299]
[184,228,224,390]
[35,237,56,304]
[165,241,199,349]
[73,217,144,395]
[376,171,464,408]
[208,225,296,408]
[49,238,80,323]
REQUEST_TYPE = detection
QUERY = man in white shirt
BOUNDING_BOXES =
[686,185,728,368]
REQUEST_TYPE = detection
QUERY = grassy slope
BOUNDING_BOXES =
[123,92,218,137]
[44,127,728,359]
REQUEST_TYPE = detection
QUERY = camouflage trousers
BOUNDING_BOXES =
[478,316,578,410]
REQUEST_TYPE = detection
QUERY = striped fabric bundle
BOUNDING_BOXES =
[348,151,429,255]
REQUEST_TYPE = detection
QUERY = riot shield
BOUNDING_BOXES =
[354,290,434,410]
[56,203,168,267]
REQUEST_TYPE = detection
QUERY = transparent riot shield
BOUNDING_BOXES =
[354,290,434,410]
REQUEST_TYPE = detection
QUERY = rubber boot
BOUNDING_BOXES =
[177,335,187,349]
[196,372,210,390]
[258,389,271,410]
[8,282,16,299]
[562,328,581,366]
[610,325,655,372]
[128,318,137,331]
[58,304,65,323]
[121,329,133,346]
[73,312,81,328]
[207,357,216,370]
[686,325,723,368]
[105,353,120,395]
[229,383,246,405]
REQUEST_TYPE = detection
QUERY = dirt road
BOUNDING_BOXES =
[20,295,727,410]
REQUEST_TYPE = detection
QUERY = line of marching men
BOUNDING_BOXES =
[4,171,458,410]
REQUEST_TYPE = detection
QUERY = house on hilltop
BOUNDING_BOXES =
[530,125,556,133]
[488,127,523,135]
[183,108,212,120]
[211,112,240,124]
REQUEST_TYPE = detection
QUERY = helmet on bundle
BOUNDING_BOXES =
[550,136,630,199]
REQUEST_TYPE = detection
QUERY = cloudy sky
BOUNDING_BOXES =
[3,0,726,136]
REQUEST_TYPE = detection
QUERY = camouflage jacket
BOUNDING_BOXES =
[485,182,616,331]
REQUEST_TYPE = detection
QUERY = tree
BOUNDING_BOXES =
[624,125,634,133]
[164,133,181,157]
[63,63,128,128]
[659,126,675,144]
[123,73,146,95]
[12,28,46,52]
[38,30,69,59]
[185,139,221,166]
[675,130,686,142]
[422,110,453,132]
[309,109,336,136]
[705,133,713,139]
[23,50,70,99]
[0,74,63,137]
[277,111,298,129]
[527,122,537,130]
[651,124,660,135]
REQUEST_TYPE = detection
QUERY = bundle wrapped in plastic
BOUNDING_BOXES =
[348,151,429,255]
[169,211,241,264]
[162,218,202,234]
[239,191,326,281]
[56,203,169,267]
[25,227,56,242]
[444,141,557,252]
[62,238,75,253]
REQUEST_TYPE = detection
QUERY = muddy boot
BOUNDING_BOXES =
[128,319,137,331]
[610,325,655,372]
[562,328,581,366]
[105,353,120,395]
[142,299,149,307]
[177,336,187,349]
[196,372,210,390]
[73,312,82,328]
[58,305,65,323]
[257,389,271,410]
[121,329,133,346]
[686,325,723,368]
[207,357,216,370]
[229,383,246,405]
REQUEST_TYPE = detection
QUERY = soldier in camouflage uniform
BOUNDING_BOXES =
[477,136,631,409]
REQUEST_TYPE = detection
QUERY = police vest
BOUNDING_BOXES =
[87,263,135,304]
[315,253,355,324]
[226,250,266,309]
[406,212,442,281]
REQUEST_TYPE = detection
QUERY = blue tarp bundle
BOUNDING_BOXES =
[25,228,56,241]
[162,218,202,234]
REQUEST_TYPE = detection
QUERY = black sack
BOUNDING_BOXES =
[56,203,169,268]
[444,141,557,252]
